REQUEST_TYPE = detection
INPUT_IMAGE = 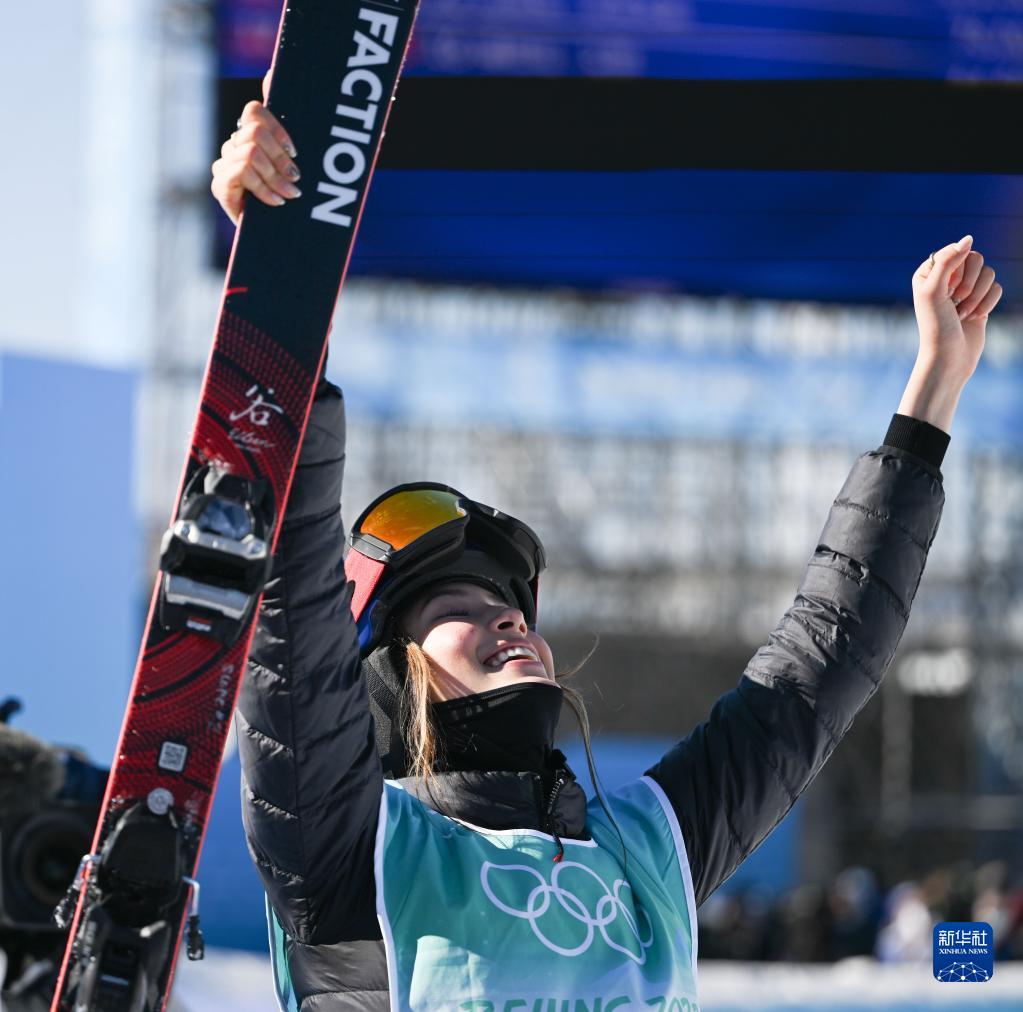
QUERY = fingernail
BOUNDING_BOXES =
[284,142,297,158]
[283,183,302,199]
[270,193,285,206]
[286,164,301,180]
[956,234,973,251]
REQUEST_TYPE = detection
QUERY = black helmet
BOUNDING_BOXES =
[345,482,546,657]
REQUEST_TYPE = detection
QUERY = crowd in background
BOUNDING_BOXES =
[698,862,1023,963]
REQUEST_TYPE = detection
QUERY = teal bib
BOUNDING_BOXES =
[375,776,699,1012]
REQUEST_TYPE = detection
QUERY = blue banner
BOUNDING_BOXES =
[331,294,1023,451]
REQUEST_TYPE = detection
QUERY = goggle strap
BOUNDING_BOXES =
[345,549,387,621]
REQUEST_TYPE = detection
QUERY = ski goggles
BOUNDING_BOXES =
[344,482,546,656]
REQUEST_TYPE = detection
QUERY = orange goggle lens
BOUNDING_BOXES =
[358,489,467,551]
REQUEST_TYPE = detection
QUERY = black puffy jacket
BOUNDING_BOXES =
[237,381,946,1009]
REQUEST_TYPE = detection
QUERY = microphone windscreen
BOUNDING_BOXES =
[0,725,64,816]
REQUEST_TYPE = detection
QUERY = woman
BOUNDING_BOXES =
[213,103,1003,1011]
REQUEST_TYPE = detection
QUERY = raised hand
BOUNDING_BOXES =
[912,236,1003,386]
[211,100,301,225]
[900,237,1004,433]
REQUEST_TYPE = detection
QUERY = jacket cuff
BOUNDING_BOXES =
[882,413,950,472]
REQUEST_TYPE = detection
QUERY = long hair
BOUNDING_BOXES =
[402,638,442,782]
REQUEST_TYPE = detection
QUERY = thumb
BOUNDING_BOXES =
[917,235,973,292]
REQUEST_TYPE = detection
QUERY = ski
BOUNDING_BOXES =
[51,1,419,1008]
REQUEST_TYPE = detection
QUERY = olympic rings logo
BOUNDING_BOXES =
[479,860,655,964]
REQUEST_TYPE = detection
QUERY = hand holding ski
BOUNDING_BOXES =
[212,101,301,224]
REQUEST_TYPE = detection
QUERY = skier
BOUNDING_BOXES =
[212,102,1003,1010]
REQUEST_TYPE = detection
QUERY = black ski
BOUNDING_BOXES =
[51,1,420,1008]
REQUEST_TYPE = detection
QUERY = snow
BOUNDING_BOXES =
[167,950,1023,1011]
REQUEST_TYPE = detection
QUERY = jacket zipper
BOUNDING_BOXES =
[542,771,567,863]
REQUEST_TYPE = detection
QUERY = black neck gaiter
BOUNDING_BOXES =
[429,681,564,774]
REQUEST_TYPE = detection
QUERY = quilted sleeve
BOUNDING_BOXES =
[236,380,383,944]
[647,447,944,907]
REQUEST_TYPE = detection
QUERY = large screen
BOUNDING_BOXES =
[346,169,1023,307]
[212,3,1022,307]
[218,0,1023,81]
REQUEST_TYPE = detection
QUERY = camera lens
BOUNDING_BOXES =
[2,805,96,927]
[24,824,86,900]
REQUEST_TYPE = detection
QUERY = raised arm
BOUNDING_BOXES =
[647,237,1002,907]
[216,103,383,945]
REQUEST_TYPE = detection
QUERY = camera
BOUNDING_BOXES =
[0,699,107,1008]
[0,798,100,931]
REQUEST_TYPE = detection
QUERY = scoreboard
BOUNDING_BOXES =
[212,2,1023,305]
[218,0,1023,81]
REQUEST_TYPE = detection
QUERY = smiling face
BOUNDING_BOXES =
[401,580,557,702]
